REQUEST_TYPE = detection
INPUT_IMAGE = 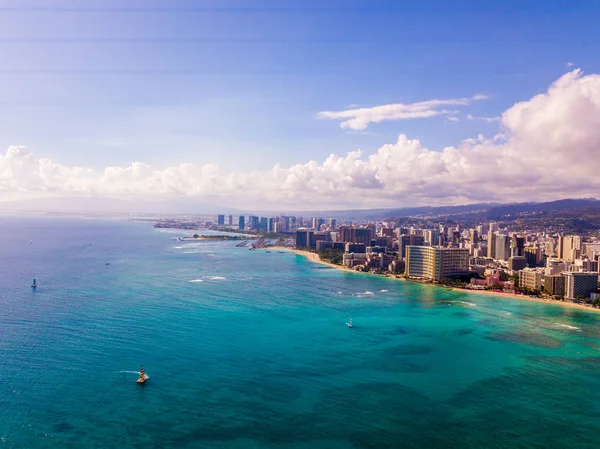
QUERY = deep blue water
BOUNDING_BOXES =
[1,215,600,448]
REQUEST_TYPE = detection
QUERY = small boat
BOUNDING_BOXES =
[29,239,33,244]
[137,366,149,384]
[31,278,37,289]
[346,317,353,328]
[105,262,110,266]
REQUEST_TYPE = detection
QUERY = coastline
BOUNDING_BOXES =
[272,246,600,315]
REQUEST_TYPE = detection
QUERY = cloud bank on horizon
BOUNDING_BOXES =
[1,69,599,210]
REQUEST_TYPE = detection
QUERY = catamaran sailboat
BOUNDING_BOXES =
[137,366,149,384]
[346,317,353,328]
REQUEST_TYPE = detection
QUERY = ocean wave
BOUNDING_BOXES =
[459,301,477,307]
[380,289,389,293]
[554,323,581,331]
[189,279,204,283]
[358,291,374,296]
[208,276,226,280]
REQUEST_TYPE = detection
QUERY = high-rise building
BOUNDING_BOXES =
[289,216,298,232]
[328,218,337,230]
[477,223,489,237]
[470,229,479,244]
[489,222,499,233]
[312,217,325,230]
[238,216,245,230]
[564,272,599,300]
[228,215,233,226]
[519,269,542,291]
[510,237,525,257]
[544,274,565,297]
[217,215,225,226]
[249,216,259,230]
[354,228,373,245]
[423,229,440,246]
[487,232,496,259]
[582,259,599,272]
[545,258,569,276]
[295,228,315,249]
[379,227,394,238]
[583,242,600,259]
[267,217,274,233]
[495,234,511,261]
[314,232,330,247]
[259,217,268,232]
[525,246,542,268]
[337,226,355,243]
[405,246,469,281]
[399,234,425,258]
[509,256,527,271]
[561,235,582,262]
[557,235,564,259]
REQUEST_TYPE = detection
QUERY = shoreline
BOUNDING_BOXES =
[271,246,600,315]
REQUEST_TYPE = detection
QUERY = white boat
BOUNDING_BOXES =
[346,317,353,328]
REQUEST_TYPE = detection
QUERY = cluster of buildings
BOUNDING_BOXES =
[215,213,600,302]
[216,214,335,234]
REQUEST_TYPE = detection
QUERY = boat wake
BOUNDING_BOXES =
[119,370,142,375]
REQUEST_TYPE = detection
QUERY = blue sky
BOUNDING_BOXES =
[1,0,600,209]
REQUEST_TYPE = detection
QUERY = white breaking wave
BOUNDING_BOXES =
[555,323,581,331]
[189,279,204,283]
[459,301,477,307]
[380,289,388,292]
[361,291,374,295]
[208,276,226,280]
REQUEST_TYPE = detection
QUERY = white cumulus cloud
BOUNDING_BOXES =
[1,69,599,210]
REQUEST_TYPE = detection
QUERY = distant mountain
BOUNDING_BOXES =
[483,198,600,218]
[270,198,600,221]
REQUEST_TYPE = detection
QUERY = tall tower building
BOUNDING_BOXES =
[495,234,511,261]
[487,232,496,259]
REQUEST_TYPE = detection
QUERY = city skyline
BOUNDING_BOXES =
[1,1,600,210]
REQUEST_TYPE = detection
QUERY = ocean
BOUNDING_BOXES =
[1,215,600,448]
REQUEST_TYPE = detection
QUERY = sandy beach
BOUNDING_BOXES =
[271,246,600,315]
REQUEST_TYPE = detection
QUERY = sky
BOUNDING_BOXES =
[1,0,600,211]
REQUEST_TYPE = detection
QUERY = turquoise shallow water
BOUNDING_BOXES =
[1,216,600,448]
